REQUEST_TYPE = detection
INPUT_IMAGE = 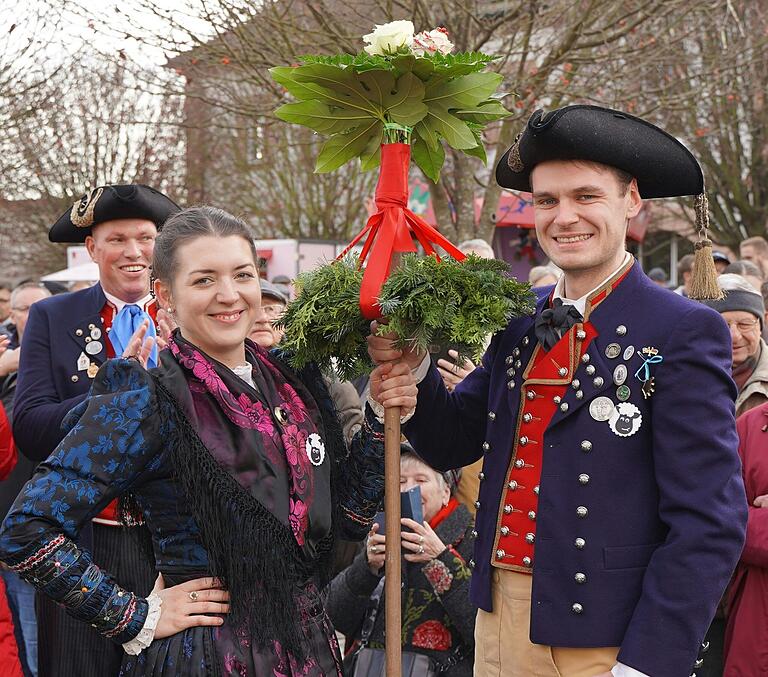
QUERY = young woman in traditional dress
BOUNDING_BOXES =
[0,206,417,676]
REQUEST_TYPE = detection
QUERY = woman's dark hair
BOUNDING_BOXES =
[152,206,257,284]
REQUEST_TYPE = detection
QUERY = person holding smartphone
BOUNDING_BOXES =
[327,445,476,676]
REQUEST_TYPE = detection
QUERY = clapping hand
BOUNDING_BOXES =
[121,320,157,369]
[754,494,768,508]
[156,308,177,347]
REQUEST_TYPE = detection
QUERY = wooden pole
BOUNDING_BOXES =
[384,405,402,676]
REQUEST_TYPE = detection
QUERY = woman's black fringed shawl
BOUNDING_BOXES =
[149,354,346,659]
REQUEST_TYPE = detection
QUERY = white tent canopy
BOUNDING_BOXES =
[41,261,99,282]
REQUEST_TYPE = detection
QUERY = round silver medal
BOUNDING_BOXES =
[90,328,102,340]
[613,364,628,386]
[306,433,326,466]
[588,396,615,422]
[623,345,635,361]
[605,343,621,359]
[85,341,103,355]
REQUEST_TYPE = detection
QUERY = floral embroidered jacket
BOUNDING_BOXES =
[0,355,385,649]
[326,501,475,676]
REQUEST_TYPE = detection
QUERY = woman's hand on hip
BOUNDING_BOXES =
[152,574,229,639]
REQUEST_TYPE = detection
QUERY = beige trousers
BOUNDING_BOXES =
[474,569,619,677]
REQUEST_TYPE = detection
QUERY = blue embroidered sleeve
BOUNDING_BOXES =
[0,358,165,644]
[337,406,385,540]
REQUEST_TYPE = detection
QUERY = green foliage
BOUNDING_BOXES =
[278,255,535,380]
[269,48,510,180]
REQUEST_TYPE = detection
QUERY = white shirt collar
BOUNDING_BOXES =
[553,252,632,316]
[103,290,154,314]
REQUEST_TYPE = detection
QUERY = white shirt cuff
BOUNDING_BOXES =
[412,352,431,384]
[123,592,162,655]
[612,662,650,677]
[366,394,415,425]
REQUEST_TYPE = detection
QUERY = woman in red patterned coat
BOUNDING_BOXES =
[326,447,475,676]
[724,401,768,676]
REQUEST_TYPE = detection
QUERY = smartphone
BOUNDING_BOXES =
[429,342,458,367]
[373,485,424,532]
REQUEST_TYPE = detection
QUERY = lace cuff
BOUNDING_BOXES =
[366,395,415,425]
[122,592,162,655]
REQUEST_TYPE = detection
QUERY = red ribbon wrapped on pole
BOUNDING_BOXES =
[336,143,466,319]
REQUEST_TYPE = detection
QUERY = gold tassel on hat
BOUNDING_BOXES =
[688,192,724,301]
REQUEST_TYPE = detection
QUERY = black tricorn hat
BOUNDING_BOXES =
[49,184,181,243]
[496,105,703,199]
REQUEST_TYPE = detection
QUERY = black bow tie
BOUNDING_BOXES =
[534,298,584,352]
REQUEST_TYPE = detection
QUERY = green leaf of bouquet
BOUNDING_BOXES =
[425,72,505,108]
[412,57,436,79]
[412,137,445,183]
[414,119,439,150]
[463,142,487,164]
[292,64,383,115]
[270,66,323,101]
[315,120,382,173]
[358,69,396,109]
[462,124,488,163]
[391,54,416,76]
[427,104,477,150]
[359,133,382,171]
[383,72,428,126]
[275,100,371,134]
[453,99,511,123]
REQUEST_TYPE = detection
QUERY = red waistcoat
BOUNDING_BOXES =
[491,266,631,573]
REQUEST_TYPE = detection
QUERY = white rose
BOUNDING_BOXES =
[412,28,454,56]
[363,20,415,56]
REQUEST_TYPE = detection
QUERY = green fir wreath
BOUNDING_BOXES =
[277,254,535,381]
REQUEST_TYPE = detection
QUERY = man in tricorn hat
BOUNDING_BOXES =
[12,184,179,676]
[369,105,747,677]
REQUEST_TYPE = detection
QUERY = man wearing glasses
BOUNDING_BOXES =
[704,273,768,416]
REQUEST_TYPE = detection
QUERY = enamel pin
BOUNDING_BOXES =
[609,402,643,437]
[77,352,90,372]
[635,346,663,400]
[306,433,326,466]
[87,362,99,379]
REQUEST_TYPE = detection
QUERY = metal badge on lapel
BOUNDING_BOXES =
[306,433,326,466]
[613,364,627,386]
[90,328,102,340]
[605,343,621,359]
[609,402,643,437]
[85,341,103,356]
[589,396,614,422]
[87,362,99,379]
[635,346,663,400]
[77,352,90,372]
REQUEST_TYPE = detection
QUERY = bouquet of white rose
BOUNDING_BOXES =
[270,19,509,182]
[270,21,533,380]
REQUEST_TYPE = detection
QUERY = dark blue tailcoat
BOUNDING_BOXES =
[13,283,110,461]
[404,261,747,677]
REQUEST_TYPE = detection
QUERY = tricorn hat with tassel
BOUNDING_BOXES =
[496,105,723,300]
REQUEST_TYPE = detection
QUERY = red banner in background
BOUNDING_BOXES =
[337,143,465,320]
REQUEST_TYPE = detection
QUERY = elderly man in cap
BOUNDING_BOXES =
[369,105,746,677]
[704,274,768,416]
[12,184,179,677]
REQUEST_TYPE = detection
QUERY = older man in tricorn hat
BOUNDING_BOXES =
[369,105,747,677]
[12,184,179,676]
